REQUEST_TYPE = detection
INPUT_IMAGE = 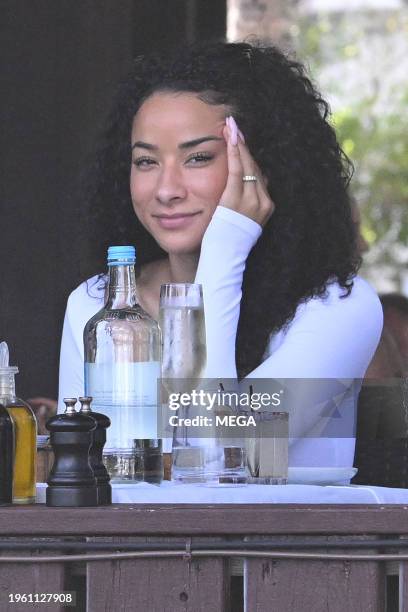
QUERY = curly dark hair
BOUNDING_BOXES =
[81,40,360,379]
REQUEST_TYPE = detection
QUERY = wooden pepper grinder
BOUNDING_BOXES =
[45,398,97,507]
[78,396,112,505]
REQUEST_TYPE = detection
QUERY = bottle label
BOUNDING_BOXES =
[85,361,160,448]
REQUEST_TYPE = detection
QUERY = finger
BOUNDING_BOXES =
[238,143,275,223]
[223,118,275,225]
[234,131,270,193]
[236,138,257,179]
[235,139,268,199]
[251,159,270,197]
[222,122,244,203]
[221,121,263,219]
[238,141,264,206]
[227,116,262,186]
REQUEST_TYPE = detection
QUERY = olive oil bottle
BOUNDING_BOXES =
[0,342,37,504]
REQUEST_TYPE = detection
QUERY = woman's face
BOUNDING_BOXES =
[130,92,229,256]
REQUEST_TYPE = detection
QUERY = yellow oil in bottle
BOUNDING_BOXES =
[6,401,37,504]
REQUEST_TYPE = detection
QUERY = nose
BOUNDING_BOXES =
[155,163,187,206]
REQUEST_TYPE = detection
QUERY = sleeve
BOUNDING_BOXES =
[194,207,383,466]
[57,293,85,412]
[248,277,384,380]
[194,205,262,378]
[57,278,105,412]
[195,205,383,381]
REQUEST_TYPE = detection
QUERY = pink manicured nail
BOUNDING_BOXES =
[228,115,238,146]
[225,116,232,140]
[237,129,246,143]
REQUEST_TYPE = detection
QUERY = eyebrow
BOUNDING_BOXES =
[131,136,223,151]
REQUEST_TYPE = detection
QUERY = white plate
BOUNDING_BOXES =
[288,467,358,485]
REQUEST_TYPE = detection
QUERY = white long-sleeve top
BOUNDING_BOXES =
[58,206,383,467]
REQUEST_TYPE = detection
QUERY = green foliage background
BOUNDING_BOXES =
[293,9,408,277]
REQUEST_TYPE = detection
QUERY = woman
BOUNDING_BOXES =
[59,41,382,468]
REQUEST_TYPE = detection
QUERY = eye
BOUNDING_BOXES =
[186,152,214,165]
[132,156,157,169]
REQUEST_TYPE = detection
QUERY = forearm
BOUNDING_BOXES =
[58,309,84,412]
[194,206,262,378]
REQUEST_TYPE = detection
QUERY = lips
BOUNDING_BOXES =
[153,211,201,229]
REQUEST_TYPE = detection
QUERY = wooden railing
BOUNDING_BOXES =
[0,504,407,611]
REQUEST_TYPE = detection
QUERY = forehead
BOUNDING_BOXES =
[132,91,226,133]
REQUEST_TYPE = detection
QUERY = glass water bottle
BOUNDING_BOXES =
[0,342,37,504]
[83,246,162,483]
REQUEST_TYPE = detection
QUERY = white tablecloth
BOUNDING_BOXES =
[36,481,408,504]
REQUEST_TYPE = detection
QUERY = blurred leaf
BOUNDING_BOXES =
[294,9,408,272]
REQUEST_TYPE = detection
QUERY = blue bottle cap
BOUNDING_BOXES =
[107,246,136,266]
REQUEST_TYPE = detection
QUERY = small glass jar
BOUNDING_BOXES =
[134,439,163,485]
[36,435,54,482]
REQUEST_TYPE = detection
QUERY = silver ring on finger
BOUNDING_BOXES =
[242,175,257,182]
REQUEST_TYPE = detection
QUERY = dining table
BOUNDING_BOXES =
[1,481,408,611]
[34,480,408,504]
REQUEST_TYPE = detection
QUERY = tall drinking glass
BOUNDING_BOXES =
[160,284,206,386]
[159,283,210,483]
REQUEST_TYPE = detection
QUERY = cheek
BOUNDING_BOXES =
[130,172,153,216]
[191,163,228,206]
